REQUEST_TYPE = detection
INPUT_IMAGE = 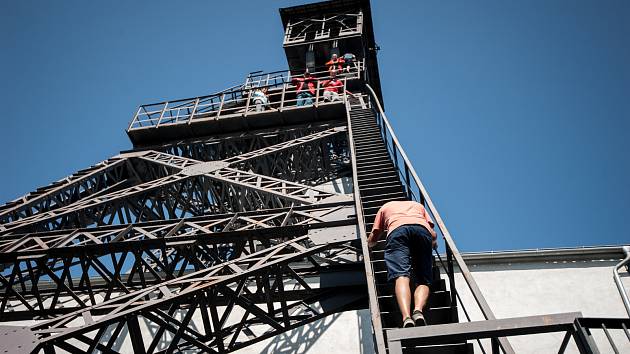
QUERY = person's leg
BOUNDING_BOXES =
[305,93,313,105]
[410,225,435,324]
[413,284,430,313]
[395,276,413,320]
[297,93,305,106]
[384,226,414,324]
[253,99,263,112]
[323,91,332,102]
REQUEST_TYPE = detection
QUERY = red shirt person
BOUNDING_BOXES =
[326,54,345,76]
[321,78,344,102]
[291,71,316,106]
[367,201,436,328]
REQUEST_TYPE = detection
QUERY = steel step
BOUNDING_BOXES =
[398,343,474,354]
[381,306,455,328]
[377,291,451,311]
[360,195,407,209]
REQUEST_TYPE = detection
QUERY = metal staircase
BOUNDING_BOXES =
[347,99,473,353]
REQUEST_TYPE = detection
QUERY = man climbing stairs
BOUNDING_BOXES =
[348,101,473,353]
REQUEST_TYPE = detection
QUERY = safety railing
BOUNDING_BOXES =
[386,312,630,354]
[244,60,364,88]
[361,84,516,354]
[614,246,630,317]
[127,63,364,132]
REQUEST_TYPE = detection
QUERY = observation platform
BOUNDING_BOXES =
[127,67,362,147]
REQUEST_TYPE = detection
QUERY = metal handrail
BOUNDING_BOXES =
[343,94,387,353]
[245,61,364,88]
[363,84,515,354]
[127,65,363,131]
[614,245,630,317]
[127,78,352,131]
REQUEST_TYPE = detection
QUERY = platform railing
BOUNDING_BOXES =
[386,312,630,354]
[127,63,363,132]
[244,60,364,88]
[362,84,516,354]
[614,246,630,317]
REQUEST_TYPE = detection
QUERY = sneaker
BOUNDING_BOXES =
[412,310,426,326]
[402,317,415,328]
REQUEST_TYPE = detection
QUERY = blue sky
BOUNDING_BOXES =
[1,1,628,252]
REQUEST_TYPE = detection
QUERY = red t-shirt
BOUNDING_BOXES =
[326,58,345,71]
[322,79,344,93]
[291,77,316,95]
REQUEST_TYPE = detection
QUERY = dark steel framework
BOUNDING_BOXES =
[0,114,362,353]
[3,1,627,353]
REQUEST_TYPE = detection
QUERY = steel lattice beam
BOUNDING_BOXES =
[0,128,351,235]
[6,234,363,354]
[0,108,357,354]
[141,121,343,161]
[0,156,184,228]
[0,204,356,320]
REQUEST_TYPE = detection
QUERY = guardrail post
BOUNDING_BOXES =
[404,165,411,199]
[244,89,252,117]
[187,98,199,125]
[128,106,142,130]
[156,102,169,128]
[280,84,286,112]
[446,243,457,321]
[491,337,500,354]
[217,93,225,119]
[388,340,403,354]
[573,320,599,354]
[392,142,399,170]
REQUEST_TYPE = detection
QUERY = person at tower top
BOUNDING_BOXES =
[326,53,345,77]
[291,70,316,106]
[342,52,357,73]
[367,200,437,328]
[321,73,345,102]
[250,87,268,112]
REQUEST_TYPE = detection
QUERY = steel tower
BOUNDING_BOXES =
[0,1,494,353]
[3,1,625,353]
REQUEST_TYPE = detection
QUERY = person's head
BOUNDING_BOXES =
[332,54,338,60]
[304,69,311,77]
[330,72,337,79]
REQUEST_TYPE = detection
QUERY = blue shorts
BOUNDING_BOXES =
[384,224,433,285]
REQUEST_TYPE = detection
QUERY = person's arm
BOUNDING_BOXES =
[367,208,385,248]
[422,206,438,249]
[367,229,383,248]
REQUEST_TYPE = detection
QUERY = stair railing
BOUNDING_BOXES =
[614,245,630,317]
[362,84,516,354]
[343,94,388,354]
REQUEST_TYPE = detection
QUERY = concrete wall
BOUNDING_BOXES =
[455,255,630,353]
[234,249,630,353]
[233,309,374,354]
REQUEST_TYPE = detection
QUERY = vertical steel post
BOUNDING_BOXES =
[187,98,200,125]
[156,102,169,128]
[446,243,457,321]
